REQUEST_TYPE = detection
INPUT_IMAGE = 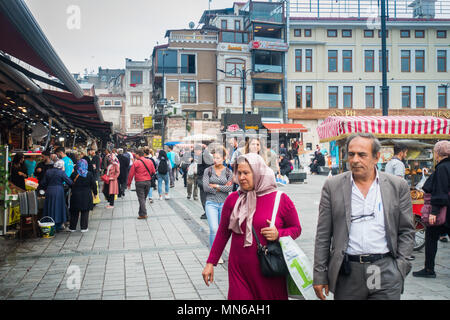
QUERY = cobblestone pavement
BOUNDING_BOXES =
[0,174,448,300]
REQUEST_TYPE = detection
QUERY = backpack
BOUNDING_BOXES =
[158,157,168,175]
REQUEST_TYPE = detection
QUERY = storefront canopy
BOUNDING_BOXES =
[317,116,450,142]
[0,0,83,98]
[42,89,112,138]
[263,123,308,134]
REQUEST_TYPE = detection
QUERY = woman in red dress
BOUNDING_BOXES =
[202,153,302,300]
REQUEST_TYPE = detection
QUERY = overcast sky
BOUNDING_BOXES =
[24,0,238,75]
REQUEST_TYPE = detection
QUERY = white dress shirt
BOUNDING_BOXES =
[346,171,390,255]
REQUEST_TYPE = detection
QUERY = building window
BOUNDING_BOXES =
[437,50,447,72]
[365,50,374,72]
[328,50,338,72]
[400,30,410,38]
[402,86,411,108]
[294,29,301,37]
[305,49,312,72]
[343,86,353,109]
[378,30,389,38]
[225,87,232,104]
[114,100,121,106]
[180,82,197,104]
[364,30,374,38]
[437,30,447,39]
[225,58,245,77]
[327,29,337,37]
[235,20,241,31]
[438,86,448,108]
[379,50,389,72]
[328,86,338,108]
[342,29,352,38]
[416,86,425,108]
[130,71,143,85]
[295,49,302,72]
[343,50,352,72]
[181,54,196,74]
[306,86,312,108]
[130,114,143,129]
[415,50,425,72]
[221,31,249,43]
[131,92,143,106]
[401,50,411,72]
[415,30,425,38]
[295,86,302,108]
[304,29,312,37]
[365,86,375,108]
[221,20,228,30]
[104,100,112,106]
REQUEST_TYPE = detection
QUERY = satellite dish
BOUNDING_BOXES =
[189,22,195,29]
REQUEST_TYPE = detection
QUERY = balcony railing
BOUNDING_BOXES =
[254,36,284,43]
[169,34,218,42]
[255,64,283,73]
[254,93,282,101]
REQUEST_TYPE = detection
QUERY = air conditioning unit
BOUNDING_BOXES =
[203,112,213,119]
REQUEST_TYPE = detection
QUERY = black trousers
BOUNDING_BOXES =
[70,209,89,230]
[425,224,450,271]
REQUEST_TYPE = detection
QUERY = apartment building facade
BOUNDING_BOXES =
[125,58,152,135]
[287,17,450,148]
[151,29,218,122]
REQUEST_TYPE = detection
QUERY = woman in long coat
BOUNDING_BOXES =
[69,159,97,233]
[40,160,73,231]
[202,153,302,300]
[103,153,120,208]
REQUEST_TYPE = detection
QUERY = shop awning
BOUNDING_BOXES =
[42,89,112,137]
[317,116,450,142]
[263,123,308,134]
[0,1,83,98]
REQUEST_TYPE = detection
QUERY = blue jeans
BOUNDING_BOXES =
[157,173,170,195]
[205,201,224,248]
[148,186,153,199]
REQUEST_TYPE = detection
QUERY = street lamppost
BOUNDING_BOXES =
[380,0,389,116]
[217,67,266,143]
[160,51,168,148]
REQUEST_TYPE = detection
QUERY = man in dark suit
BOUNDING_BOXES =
[313,133,414,300]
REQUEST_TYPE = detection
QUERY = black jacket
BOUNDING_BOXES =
[117,154,130,184]
[69,171,97,212]
[423,157,450,226]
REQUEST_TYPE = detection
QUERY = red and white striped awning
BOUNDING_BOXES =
[317,116,450,142]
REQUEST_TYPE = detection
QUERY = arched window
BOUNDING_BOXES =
[225,58,245,78]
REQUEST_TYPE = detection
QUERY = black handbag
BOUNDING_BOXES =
[252,191,289,278]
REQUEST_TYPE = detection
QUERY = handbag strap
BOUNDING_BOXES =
[139,159,152,176]
[251,191,283,246]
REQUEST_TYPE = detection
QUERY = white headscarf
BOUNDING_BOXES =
[54,160,65,170]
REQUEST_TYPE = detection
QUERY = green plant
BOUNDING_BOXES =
[0,145,11,207]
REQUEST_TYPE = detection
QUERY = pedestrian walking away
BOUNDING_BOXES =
[413,140,450,279]
[128,149,155,219]
[156,150,171,200]
[313,133,415,300]
[68,159,97,233]
[195,144,214,219]
[144,148,157,204]
[117,149,130,198]
[202,153,301,300]
[202,147,233,263]
[167,146,176,188]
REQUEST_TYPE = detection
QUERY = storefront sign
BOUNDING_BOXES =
[250,40,288,52]
[423,110,450,119]
[228,45,242,51]
[144,116,153,129]
[152,137,162,150]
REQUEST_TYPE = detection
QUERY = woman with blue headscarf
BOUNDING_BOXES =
[68,159,97,233]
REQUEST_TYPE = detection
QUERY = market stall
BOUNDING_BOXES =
[317,115,450,251]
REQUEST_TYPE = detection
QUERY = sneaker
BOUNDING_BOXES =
[439,236,448,243]
[187,196,191,200]
[106,205,114,209]
[81,229,88,233]
[68,229,76,233]
[165,194,170,200]
[149,198,153,204]
[159,195,163,200]
[218,258,224,264]
[406,255,415,261]
[412,268,436,278]
[200,213,207,220]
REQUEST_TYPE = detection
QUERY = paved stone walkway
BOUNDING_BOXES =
[0,175,448,300]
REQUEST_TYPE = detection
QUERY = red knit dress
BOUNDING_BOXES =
[207,191,302,300]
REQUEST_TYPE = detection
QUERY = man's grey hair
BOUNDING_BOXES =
[345,133,381,158]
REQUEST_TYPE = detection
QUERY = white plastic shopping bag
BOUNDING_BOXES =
[279,236,317,300]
